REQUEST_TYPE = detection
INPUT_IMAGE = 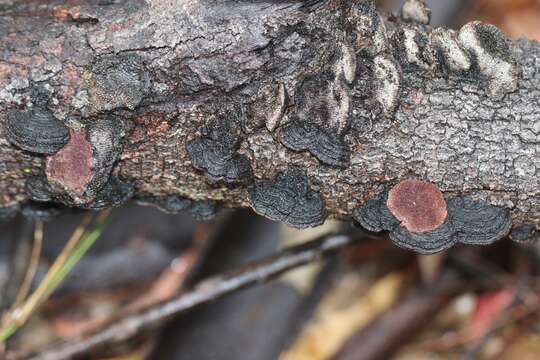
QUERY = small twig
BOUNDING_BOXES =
[11,221,44,310]
[20,230,366,360]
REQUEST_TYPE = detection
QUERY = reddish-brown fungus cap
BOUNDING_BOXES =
[387,179,448,233]
[45,130,94,196]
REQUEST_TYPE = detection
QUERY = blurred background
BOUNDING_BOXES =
[1,0,539,359]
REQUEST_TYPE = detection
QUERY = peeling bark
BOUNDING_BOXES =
[0,0,538,234]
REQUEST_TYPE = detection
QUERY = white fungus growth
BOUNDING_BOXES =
[430,28,472,73]
[327,79,351,135]
[338,44,357,84]
[401,27,430,69]
[265,83,288,132]
[352,5,389,55]
[458,21,519,100]
[373,54,402,115]
[401,0,431,25]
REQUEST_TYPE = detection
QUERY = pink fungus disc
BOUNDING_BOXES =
[387,179,448,233]
[46,130,94,196]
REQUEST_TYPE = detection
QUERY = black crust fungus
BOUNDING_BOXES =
[447,197,512,245]
[84,118,124,199]
[137,196,222,221]
[353,193,512,254]
[78,177,135,210]
[0,205,19,221]
[186,120,253,184]
[279,121,350,168]
[6,108,70,155]
[510,224,539,244]
[88,53,150,111]
[249,167,326,229]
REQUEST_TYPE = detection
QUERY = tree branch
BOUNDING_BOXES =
[0,1,538,233]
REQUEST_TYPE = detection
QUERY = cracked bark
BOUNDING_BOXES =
[0,0,538,231]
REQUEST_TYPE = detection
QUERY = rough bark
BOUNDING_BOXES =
[0,1,538,231]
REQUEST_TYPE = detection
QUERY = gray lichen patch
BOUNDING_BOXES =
[401,0,431,25]
[458,21,519,100]
[279,121,350,168]
[87,53,150,112]
[372,54,402,116]
[249,167,326,229]
[5,108,70,155]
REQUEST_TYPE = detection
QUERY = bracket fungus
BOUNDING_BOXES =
[354,180,513,254]
[279,121,350,168]
[137,196,222,221]
[510,224,539,244]
[6,108,70,155]
[249,167,326,229]
[401,0,431,25]
[448,197,513,245]
[186,120,253,184]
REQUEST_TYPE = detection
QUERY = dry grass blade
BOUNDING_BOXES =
[0,210,112,343]
[11,221,44,310]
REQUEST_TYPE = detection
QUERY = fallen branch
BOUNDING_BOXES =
[0,0,538,233]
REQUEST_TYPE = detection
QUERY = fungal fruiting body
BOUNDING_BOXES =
[249,167,326,229]
[354,180,512,254]
[26,118,133,210]
[279,121,350,168]
[6,108,70,154]
[137,196,222,221]
[386,179,448,233]
[45,130,94,197]
[186,120,253,184]
[458,21,519,99]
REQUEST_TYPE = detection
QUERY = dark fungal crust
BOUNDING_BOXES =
[0,205,19,221]
[353,181,513,254]
[279,121,350,168]
[78,176,135,210]
[5,108,70,155]
[448,197,512,245]
[186,119,253,184]
[136,195,222,221]
[88,53,150,112]
[249,167,326,229]
[510,224,539,244]
[390,221,456,254]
